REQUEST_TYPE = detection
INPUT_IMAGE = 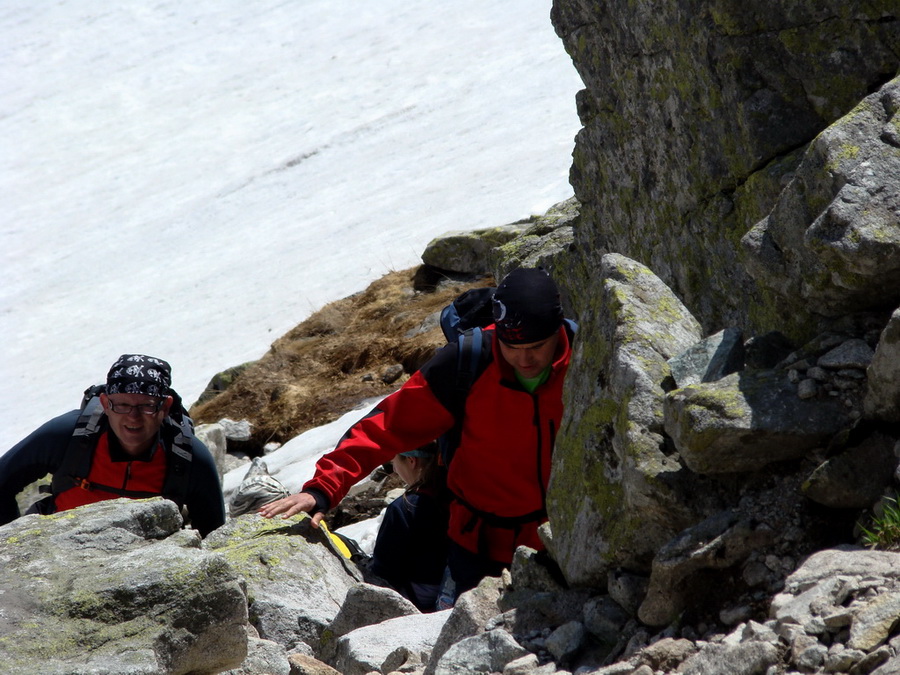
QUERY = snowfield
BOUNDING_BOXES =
[0,1,582,456]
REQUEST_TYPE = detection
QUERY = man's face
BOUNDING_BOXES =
[100,393,172,456]
[498,332,560,379]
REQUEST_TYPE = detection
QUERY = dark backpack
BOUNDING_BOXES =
[438,286,496,342]
[46,384,195,507]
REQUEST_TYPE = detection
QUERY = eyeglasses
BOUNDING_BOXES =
[106,400,165,415]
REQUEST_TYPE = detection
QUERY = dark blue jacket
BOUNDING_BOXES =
[0,409,226,537]
[370,489,449,611]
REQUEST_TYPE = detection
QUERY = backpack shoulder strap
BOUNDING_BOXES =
[51,385,107,495]
[438,327,494,466]
[454,325,495,393]
[160,390,195,506]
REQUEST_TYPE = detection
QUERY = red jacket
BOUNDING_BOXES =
[54,431,168,512]
[304,324,573,564]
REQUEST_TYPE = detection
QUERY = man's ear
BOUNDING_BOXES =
[99,392,109,409]
[161,395,174,416]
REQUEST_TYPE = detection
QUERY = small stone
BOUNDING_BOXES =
[764,555,781,572]
[823,608,853,630]
[824,645,864,672]
[798,379,818,399]
[834,377,860,391]
[818,339,875,370]
[720,605,753,626]
[743,561,771,588]
[545,621,585,663]
[219,417,253,441]
[263,442,282,454]
[852,646,891,673]
[793,640,827,670]
[381,364,405,384]
[502,653,540,675]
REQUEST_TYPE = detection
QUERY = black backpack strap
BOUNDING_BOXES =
[160,389,194,507]
[438,327,494,467]
[51,388,107,496]
[455,327,487,393]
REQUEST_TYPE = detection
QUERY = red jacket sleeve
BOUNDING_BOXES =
[302,369,455,508]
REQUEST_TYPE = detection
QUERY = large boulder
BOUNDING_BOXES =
[546,253,713,585]
[332,610,451,675]
[318,583,419,663]
[421,224,529,275]
[664,369,854,474]
[202,513,360,653]
[0,498,248,675]
[492,197,579,278]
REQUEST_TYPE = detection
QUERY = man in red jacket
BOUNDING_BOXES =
[260,268,574,605]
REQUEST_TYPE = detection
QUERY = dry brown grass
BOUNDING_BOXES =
[189,266,493,454]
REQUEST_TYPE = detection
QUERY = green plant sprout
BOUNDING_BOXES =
[859,497,900,551]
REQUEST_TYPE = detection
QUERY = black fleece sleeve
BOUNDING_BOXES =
[183,437,227,537]
[0,410,80,526]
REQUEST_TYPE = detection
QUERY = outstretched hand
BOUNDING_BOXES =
[257,492,324,527]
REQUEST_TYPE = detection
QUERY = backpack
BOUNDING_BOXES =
[45,384,195,507]
[438,286,496,342]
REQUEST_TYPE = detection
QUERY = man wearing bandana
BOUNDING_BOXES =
[260,268,575,606]
[0,354,226,537]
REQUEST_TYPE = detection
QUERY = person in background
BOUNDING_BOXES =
[0,354,226,537]
[368,443,449,611]
[260,267,574,606]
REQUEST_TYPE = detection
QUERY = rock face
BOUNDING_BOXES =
[743,78,900,319]
[551,0,900,336]
[0,498,449,675]
[544,0,900,633]
[0,498,248,675]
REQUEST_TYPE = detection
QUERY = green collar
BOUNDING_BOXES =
[515,367,551,393]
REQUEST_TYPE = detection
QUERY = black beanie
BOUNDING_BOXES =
[106,354,172,397]
[492,268,563,344]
